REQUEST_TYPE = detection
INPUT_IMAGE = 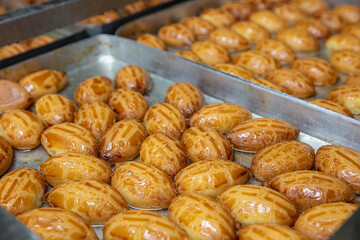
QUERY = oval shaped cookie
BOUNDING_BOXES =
[218,185,298,226]
[17,208,98,240]
[291,58,337,86]
[41,122,98,156]
[169,193,236,240]
[231,21,271,43]
[175,159,249,198]
[248,78,286,92]
[103,210,190,240]
[267,69,315,98]
[273,3,306,23]
[40,152,112,186]
[255,39,297,64]
[0,136,12,176]
[221,1,253,20]
[27,35,56,49]
[112,161,176,209]
[190,41,231,65]
[212,63,253,80]
[347,74,360,86]
[226,118,300,152]
[294,202,358,240]
[200,8,236,28]
[100,119,147,164]
[238,223,308,240]
[307,99,354,118]
[330,50,360,75]
[233,50,280,76]
[290,0,328,14]
[158,23,195,47]
[0,43,29,60]
[182,126,233,163]
[0,110,44,150]
[115,65,152,94]
[326,85,360,114]
[108,88,148,121]
[293,18,330,40]
[35,94,77,127]
[165,82,205,118]
[249,10,288,32]
[143,103,186,140]
[46,180,128,225]
[313,10,347,32]
[189,103,252,134]
[176,51,203,63]
[19,70,67,100]
[0,80,32,115]
[325,33,360,53]
[181,16,215,37]
[136,33,167,50]
[342,24,360,39]
[266,170,355,211]
[333,4,360,24]
[140,133,188,178]
[74,101,116,141]
[315,145,360,194]
[74,76,114,106]
[208,28,250,51]
[276,28,319,52]
[124,1,147,15]
[0,167,45,215]
[81,10,120,25]
[251,141,315,181]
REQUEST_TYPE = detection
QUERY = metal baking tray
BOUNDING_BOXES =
[0,34,359,239]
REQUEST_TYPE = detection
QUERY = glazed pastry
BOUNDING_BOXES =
[249,10,288,32]
[211,63,253,80]
[294,18,330,39]
[175,51,203,63]
[276,28,319,52]
[221,1,254,20]
[272,3,306,23]
[0,136,12,176]
[0,110,44,150]
[307,99,354,118]
[238,223,308,240]
[208,28,250,51]
[342,23,360,39]
[243,0,271,10]
[327,85,360,114]
[190,41,230,65]
[325,33,360,53]
[115,65,152,94]
[0,43,29,60]
[330,50,360,75]
[81,10,120,25]
[27,35,56,49]
[0,7,6,15]
[231,21,271,43]
[158,23,195,47]
[200,8,236,28]
[346,74,360,86]
[255,39,297,64]
[248,78,286,92]
[333,4,360,24]
[124,1,148,15]
[136,34,167,50]
[181,17,215,37]
[0,80,32,115]
[312,10,347,32]
[149,0,170,6]
[290,0,328,14]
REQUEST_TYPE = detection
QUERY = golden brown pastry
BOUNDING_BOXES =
[0,167,45,215]
[27,35,56,49]
[108,88,148,121]
[231,21,271,43]
[74,102,116,141]
[276,28,319,52]
[200,8,236,28]
[190,41,230,65]
[0,43,29,60]
[290,0,328,14]
[35,94,76,127]
[189,103,252,134]
[347,74,360,86]
[307,99,354,118]
[175,51,203,63]
[136,33,167,50]
[248,78,286,92]
[208,28,250,51]
[149,0,171,6]
[165,82,204,118]
[267,69,315,98]
[291,58,337,86]
[294,18,330,39]
[238,223,308,240]
[19,70,67,100]
[100,119,147,164]
[140,133,188,178]
[112,161,176,209]
[181,126,233,162]
[221,1,254,20]
[41,122,98,156]
[175,159,249,198]
[266,170,355,211]
[143,103,186,140]
[342,23,360,39]
[181,17,215,37]
[333,4,360,24]
[115,65,152,94]
[0,80,32,115]
[316,145,360,194]
[330,50,360,74]
[169,193,236,240]
[243,0,271,10]
[218,185,298,226]
[74,75,114,106]
[295,202,358,240]
[46,180,128,225]
[81,10,120,25]
[326,85,360,114]
[272,3,306,23]
[17,208,98,240]
[0,136,12,176]
[103,210,190,240]
[249,10,288,32]
[124,1,148,15]
[255,39,297,64]
[226,118,300,152]
[0,110,44,150]
[325,33,360,53]
[40,152,112,186]
[251,141,315,181]
[158,23,195,47]
[0,7,7,15]
[211,63,254,79]
[233,50,280,76]
[312,10,347,32]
